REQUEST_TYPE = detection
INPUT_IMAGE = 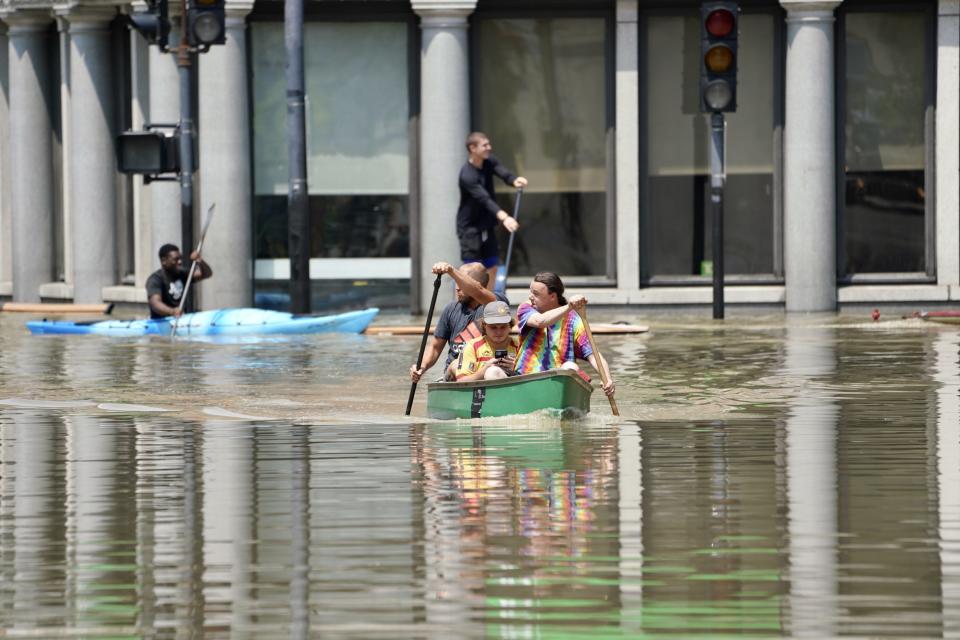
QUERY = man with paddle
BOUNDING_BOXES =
[146,244,213,319]
[409,261,508,384]
[514,272,617,410]
[458,132,527,289]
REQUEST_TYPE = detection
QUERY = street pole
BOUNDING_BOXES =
[285,0,310,314]
[710,111,725,320]
[178,0,195,312]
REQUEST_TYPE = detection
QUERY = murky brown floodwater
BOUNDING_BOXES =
[0,309,958,638]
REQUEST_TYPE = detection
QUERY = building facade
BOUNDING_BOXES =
[0,0,957,313]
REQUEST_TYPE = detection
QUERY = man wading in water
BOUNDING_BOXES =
[457,132,527,289]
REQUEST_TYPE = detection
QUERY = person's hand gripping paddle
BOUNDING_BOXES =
[494,188,523,296]
[171,203,215,338]
[405,274,443,416]
[574,306,619,416]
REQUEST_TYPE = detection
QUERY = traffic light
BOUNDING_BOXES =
[700,1,739,113]
[187,0,226,49]
[128,0,170,51]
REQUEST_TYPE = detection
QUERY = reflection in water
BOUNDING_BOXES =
[1,314,960,635]
[618,424,643,634]
[782,327,838,637]
[933,332,960,637]
[12,413,63,632]
[201,422,254,637]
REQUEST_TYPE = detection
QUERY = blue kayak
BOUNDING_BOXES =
[26,307,379,337]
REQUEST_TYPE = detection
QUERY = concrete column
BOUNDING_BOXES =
[937,1,960,296]
[5,11,55,303]
[411,0,476,312]
[198,1,255,309]
[56,17,72,286]
[61,7,117,303]
[0,20,11,288]
[615,1,640,292]
[130,30,154,287]
[781,1,841,312]
[148,29,181,258]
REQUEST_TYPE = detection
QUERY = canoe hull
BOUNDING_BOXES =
[426,369,593,420]
[26,307,379,336]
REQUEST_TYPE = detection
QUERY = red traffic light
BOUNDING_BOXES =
[705,9,735,38]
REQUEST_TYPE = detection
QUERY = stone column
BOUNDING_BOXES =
[61,7,117,303]
[149,27,181,256]
[56,17,72,286]
[130,29,154,287]
[616,1,640,291]
[411,0,476,312]
[0,20,11,288]
[937,0,960,296]
[781,1,841,312]
[5,11,55,303]
[197,1,255,309]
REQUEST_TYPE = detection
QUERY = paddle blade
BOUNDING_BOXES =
[494,272,507,296]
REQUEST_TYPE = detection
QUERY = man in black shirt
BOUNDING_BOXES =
[145,243,213,319]
[409,261,509,383]
[457,132,528,288]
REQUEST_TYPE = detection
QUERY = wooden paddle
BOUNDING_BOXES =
[172,203,216,337]
[405,273,443,416]
[575,306,620,416]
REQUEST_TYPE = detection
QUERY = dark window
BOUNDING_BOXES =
[250,19,411,309]
[643,10,777,280]
[840,8,931,276]
[474,15,611,279]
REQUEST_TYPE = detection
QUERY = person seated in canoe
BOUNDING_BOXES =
[409,261,509,383]
[514,271,616,399]
[454,301,520,381]
[146,243,213,319]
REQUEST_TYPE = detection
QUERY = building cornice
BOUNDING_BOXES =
[779,0,843,13]
[54,3,117,28]
[411,0,476,26]
[0,7,53,29]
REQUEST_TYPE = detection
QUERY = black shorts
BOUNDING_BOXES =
[459,227,499,268]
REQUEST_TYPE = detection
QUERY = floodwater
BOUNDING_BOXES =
[0,308,958,638]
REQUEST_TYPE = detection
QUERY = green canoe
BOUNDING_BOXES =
[426,369,593,420]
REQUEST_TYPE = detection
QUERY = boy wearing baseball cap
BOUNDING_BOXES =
[455,301,520,381]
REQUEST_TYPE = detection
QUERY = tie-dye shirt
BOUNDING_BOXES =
[513,302,593,374]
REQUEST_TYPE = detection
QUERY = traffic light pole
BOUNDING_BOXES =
[710,112,725,320]
[177,0,195,312]
[286,0,310,314]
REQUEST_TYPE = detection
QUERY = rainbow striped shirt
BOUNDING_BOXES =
[514,303,593,374]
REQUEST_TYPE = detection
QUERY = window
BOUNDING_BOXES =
[840,8,931,276]
[643,10,777,280]
[474,14,611,280]
[250,20,411,309]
